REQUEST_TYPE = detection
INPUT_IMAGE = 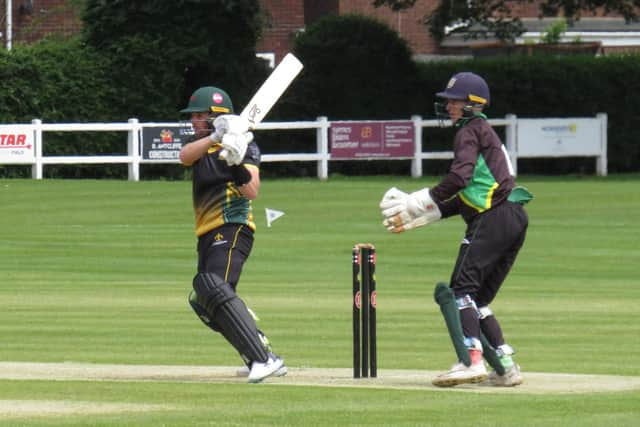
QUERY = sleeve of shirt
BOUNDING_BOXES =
[435,194,462,219]
[430,127,479,204]
[243,141,261,167]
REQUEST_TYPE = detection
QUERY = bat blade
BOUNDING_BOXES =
[241,53,304,128]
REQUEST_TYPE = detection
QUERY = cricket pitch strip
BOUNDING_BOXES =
[1,361,639,395]
[1,362,639,418]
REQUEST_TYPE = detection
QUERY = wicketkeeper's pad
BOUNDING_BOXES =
[434,282,472,366]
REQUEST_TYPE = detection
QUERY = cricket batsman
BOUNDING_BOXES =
[380,72,532,387]
[179,86,286,383]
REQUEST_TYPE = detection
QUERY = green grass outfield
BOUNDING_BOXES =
[1,175,639,426]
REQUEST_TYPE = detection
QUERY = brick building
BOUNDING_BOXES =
[254,0,442,62]
[2,0,640,58]
[255,0,640,60]
[1,0,81,47]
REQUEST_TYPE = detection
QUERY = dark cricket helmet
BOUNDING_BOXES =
[180,86,234,114]
[436,72,490,107]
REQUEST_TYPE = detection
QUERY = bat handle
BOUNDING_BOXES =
[219,148,229,160]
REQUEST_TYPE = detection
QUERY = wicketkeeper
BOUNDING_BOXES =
[379,72,532,387]
[179,86,286,383]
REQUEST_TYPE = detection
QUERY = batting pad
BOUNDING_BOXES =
[188,290,223,333]
[434,282,472,366]
[479,334,506,376]
[193,273,268,364]
[215,298,269,364]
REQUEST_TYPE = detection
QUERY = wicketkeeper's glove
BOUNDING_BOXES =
[379,187,442,233]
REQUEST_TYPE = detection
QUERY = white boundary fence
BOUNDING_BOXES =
[0,114,607,180]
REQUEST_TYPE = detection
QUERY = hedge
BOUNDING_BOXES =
[2,19,639,177]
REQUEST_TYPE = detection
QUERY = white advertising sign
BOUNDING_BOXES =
[0,126,35,163]
[517,118,602,157]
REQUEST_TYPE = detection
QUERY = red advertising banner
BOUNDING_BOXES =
[330,121,414,159]
[0,126,35,163]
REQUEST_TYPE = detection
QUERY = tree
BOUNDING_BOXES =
[291,14,423,120]
[82,0,268,120]
[374,0,640,43]
[0,37,113,123]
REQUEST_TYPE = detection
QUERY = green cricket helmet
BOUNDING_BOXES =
[180,86,234,114]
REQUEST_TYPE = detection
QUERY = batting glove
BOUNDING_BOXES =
[209,127,225,143]
[213,114,250,135]
[220,131,254,166]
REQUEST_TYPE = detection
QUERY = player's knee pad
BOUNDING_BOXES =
[192,272,235,315]
[188,290,223,333]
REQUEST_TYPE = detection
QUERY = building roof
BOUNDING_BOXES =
[442,17,640,48]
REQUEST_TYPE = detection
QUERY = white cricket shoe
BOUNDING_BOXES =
[487,364,523,387]
[432,361,488,387]
[236,362,287,378]
[247,354,286,383]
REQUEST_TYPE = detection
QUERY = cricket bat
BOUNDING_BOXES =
[220,53,303,160]
[241,53,304,128]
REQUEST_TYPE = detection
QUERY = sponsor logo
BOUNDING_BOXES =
[213,92,224,104]
[212,232,227,246]
[211,106,230,113]
[160,129,173,143]
[542,124,577,133]
[0,133,31,148]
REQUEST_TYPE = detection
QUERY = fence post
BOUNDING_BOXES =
[31,118,43,180]
[411,115,423,178]
[127,118,140,181]
[596,113,608,176]
[317,116,329,180]
[504,114,518,176]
